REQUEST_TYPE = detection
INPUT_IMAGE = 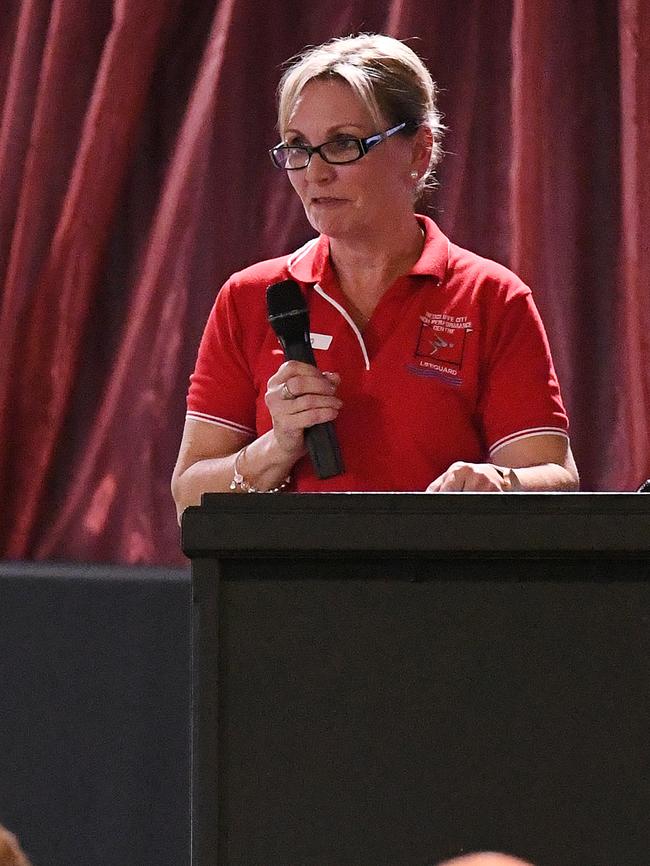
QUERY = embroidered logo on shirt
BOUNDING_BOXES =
[407,312,473,385]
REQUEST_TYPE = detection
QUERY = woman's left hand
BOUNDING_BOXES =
[426,435,579,493]
[426,461,511,492]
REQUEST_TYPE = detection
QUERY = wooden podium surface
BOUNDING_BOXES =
[182,494,650,866]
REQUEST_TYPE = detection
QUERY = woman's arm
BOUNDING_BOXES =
[171,361,342,520]
[426,433,579,492]
[171,421,296,520]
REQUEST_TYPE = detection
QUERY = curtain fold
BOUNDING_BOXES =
[37,0,238,563]
[0,0,648,563]
[0,0,50,291]
[510,0,621,490]
[608,0,650,489]
[0,0,177,557]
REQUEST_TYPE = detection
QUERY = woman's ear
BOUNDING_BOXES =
[412,124,434,176]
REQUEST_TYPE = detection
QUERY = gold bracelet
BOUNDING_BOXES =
[229,445,291,493]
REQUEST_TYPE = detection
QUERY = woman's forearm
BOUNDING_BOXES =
[499,461,579,492]
[172,429,300,519]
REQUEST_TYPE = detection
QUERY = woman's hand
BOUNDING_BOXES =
[265,361,342,458]
[426,435,579,493]
[426,461,513,492]
[171,361,342,516]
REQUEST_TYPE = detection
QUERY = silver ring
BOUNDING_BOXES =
[281,381,297,400]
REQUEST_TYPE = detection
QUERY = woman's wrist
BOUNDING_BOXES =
[230,444,291,493]
[229,431,301,493]
[493,463,579,492]
[493,465,521,491]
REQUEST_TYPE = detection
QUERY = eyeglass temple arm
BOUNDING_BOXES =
[361,121,408,154]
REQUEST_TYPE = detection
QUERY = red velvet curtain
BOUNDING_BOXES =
[0,0,648,565]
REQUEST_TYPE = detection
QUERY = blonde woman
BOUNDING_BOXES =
[173,34,578,515]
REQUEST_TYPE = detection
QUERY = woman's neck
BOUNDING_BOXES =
[328,215,425,322]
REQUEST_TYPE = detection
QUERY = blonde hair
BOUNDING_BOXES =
[276,33,445,190]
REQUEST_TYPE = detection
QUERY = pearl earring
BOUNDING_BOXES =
[410,171,419,179]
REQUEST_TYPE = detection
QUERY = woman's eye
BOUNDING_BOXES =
[331,139,357,152]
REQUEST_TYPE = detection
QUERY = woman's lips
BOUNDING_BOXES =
[311,197,347,207]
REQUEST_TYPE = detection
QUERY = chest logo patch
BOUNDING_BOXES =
[407,312,473,385]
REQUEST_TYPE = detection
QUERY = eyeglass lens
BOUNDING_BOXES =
[279,138,362,168]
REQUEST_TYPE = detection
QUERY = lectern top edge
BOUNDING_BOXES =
[194,491,650,517]
[182,493,650,558]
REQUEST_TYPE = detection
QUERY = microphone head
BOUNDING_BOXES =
[266,280,310,343]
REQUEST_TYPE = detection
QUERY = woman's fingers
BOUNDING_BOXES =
[426,462,506,492]
[267,361,339,403]
[265,361,342,455]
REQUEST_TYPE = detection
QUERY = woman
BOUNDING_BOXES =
[172,34,578,516]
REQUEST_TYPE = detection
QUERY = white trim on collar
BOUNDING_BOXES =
[313,283,371,371]
[287,237,319,281]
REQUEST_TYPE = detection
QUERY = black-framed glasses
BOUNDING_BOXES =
[269,121,410,170]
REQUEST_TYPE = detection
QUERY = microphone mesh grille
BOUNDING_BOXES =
[266,280,307,319]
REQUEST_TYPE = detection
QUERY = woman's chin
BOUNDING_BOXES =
[305,206,356,238]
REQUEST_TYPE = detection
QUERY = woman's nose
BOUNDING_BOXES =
[305,151,335,182]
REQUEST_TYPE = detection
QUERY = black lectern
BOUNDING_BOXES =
[182,494,650,866]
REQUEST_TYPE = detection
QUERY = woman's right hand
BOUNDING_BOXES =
[265,361,342,458]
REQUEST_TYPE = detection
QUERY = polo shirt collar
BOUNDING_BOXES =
[287,214,449,285]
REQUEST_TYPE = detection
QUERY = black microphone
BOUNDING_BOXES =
[266,279,344,479]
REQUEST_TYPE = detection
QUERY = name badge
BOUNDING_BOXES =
[310,332,333,350]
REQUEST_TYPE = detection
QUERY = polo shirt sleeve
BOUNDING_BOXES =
[186,279,257,438]
[478,286,569,456]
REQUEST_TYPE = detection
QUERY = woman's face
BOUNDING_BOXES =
[283,77,424,240]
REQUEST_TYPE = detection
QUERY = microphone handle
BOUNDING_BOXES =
[283,336,316,366]
[283,337,344,479]
[305,420,344,479]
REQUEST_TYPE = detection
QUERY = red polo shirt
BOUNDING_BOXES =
[187,216,569,491]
